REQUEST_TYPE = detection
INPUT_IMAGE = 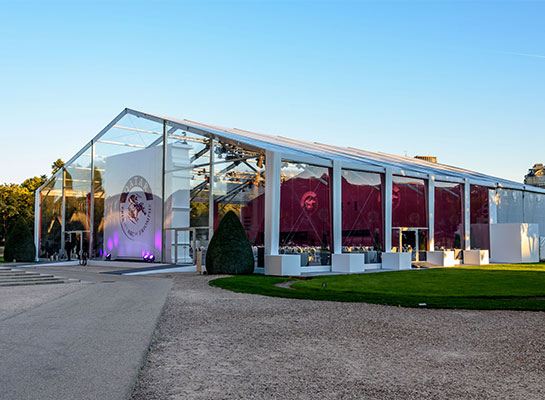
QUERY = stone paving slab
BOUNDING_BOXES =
[0,267,172,400]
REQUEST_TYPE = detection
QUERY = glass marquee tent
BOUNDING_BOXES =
[34,108,545,274]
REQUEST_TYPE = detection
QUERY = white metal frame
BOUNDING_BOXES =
[34,107,545,269]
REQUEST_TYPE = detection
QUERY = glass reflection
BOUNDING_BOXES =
[280,161,332,266]
[434,181,463,249]
[470,185,490,250]
[341,170,383,255]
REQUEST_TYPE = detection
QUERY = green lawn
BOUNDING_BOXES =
[209,264,545,311]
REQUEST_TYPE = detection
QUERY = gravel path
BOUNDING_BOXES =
[133,274,545,399]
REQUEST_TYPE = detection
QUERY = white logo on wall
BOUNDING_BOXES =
[120,175,153,240]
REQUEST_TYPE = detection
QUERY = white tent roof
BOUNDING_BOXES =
[128,108,540,193]
[42,107,544,194]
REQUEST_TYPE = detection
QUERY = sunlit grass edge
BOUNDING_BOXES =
[209,265,545,311]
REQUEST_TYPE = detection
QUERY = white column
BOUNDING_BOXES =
[427,174,435,251]
[208,139,215,240]
[34,189,41,261]
[332,160,342,254]
[384,168,393,251]
[264,150,281,255]
[464,178,471,250]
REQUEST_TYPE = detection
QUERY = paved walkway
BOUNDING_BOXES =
[0,264,172,400]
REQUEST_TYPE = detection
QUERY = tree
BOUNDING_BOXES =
[4,216,36,262]
[21,175,47,193]
[0,184,32,243]
[51,159,65,175]
[205,211,254,275]
[0,174,48,244]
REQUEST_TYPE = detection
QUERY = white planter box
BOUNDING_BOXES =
[463,250,489,265]
[490,223,539,263]
[426,251,455,267]
[264,255,301,276]
[382,252,412,270]
[331,254,366,273]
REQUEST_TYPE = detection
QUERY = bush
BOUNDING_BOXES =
[4,217,36,262]
[205,211,254,275]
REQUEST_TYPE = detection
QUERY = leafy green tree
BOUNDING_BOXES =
[4,216,36,262]
[51,159,65,175]
[21,175,47,193]
[0,184,32,242]
[205,211,254,275]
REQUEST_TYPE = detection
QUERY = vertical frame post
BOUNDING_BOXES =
[427,174,435,251]
[61,167,66,257]
[89,141,95,258]
[464,178,471,250]
[161,120,167,263]
[264,150,280,255]
[34,189,41,261]
[331,160,342,254]
[384,168,393,252]
[208,138,215,241]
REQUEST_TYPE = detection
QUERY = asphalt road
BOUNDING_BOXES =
[0,265,172,400]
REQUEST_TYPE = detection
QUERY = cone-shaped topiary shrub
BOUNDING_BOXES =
[4,217,36,262]
[205,211,254,274]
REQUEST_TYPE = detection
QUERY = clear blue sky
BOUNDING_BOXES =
[1,0,543,184]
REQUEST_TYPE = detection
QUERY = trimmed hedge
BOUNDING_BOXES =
[4,217,36,262]
[205,211,254,275]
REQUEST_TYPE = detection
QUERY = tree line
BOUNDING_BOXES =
[0,159,64,246]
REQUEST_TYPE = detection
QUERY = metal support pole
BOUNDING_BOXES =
[89,141,95,257]
[34,189,41,261]
[384,168,393,252]
[161,120,167,263]
[208,138,215,241]
[264,150,281,256]
[332,160,342,254]
[61,167,66,258]
[464,178,471,250]
[427,174,435,251]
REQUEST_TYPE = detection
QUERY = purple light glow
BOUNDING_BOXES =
[113,232,119,247]
[154,230,162,250]
[107,238,113,251]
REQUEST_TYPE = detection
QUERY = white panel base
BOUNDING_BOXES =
[490,223,539,263]
[331,254,366,273]
[382,252,412,270]
[426,251,455,267]
[463,250,489,265]
[265,255,301,276]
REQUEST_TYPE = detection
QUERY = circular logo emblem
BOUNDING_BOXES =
[119,175,153,240]
[301,191,318,213]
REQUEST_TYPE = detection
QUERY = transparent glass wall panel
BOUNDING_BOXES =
[38,175,63,258]
[497,188,524,223]
[93,114,164,260]
[392,176,428,253]
[64,147,92,258]
[470,185,490,250]
[213,140,266,266]
[434,181,463,249]
[341,170,383,252]
[163,122,211,264]
[280,161,332,266]
[523,192,545,235]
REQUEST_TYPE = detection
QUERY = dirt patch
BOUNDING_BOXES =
[133,274,545,400]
